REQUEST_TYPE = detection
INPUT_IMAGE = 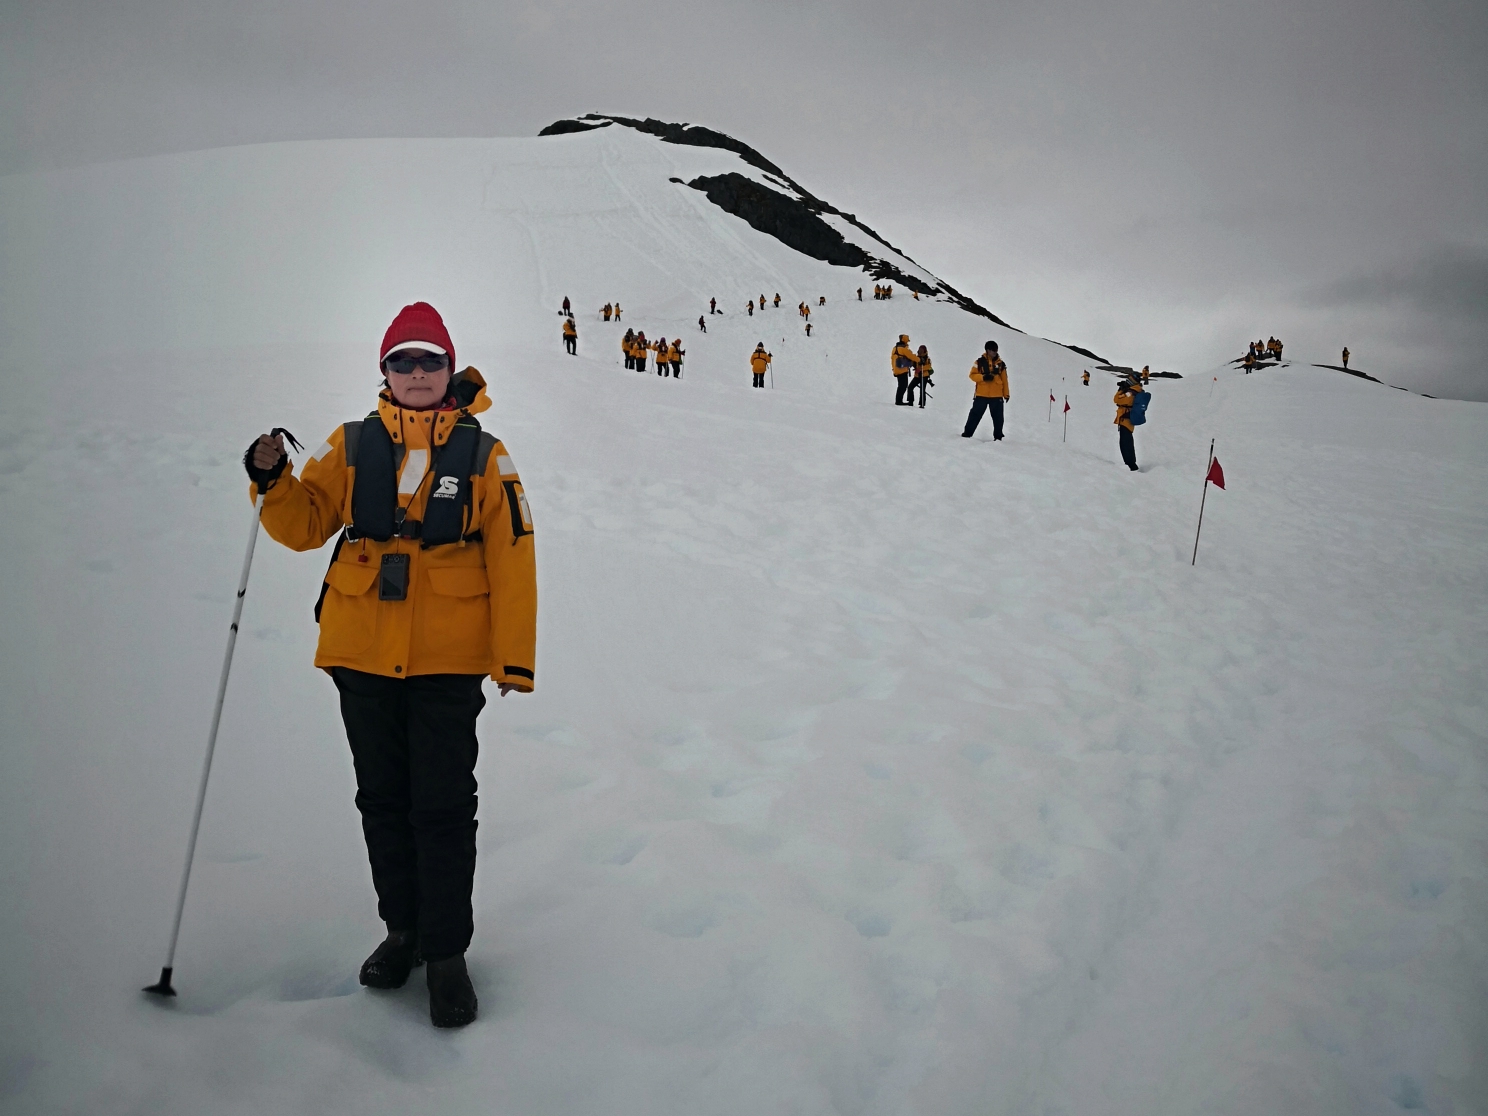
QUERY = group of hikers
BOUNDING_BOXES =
[620,328,684,377]
[889,333,1151,468]
[872,284,895,300]
[1240,336,1284,371]
[599,302,623,321]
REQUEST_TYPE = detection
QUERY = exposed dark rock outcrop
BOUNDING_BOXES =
[538,118,613,136]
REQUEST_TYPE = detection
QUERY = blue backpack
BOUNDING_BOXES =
[1127,390,1151,426]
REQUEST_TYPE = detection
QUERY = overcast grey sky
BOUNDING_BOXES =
[4,0,1486,397]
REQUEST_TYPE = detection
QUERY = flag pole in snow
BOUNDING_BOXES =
[1062,396,1069,442]
[1191,438,1226,566]
[145,429,297,998]
[1048,392,1054,422]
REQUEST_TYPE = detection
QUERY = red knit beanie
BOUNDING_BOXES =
[380,302,456,368]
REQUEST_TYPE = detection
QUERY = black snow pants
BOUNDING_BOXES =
[962,396,1004,438]
[1119,427,1138,470]
[636,356,647,372]
[564,336,576,355]
[894,373,913,405]
[331,667,486,962]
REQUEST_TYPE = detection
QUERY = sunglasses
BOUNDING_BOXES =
[381,353,450,375]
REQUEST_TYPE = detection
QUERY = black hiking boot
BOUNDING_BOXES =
[359,931,421,989]
[427,955,478,1028]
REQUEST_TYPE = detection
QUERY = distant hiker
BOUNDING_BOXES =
[1342,346,1350,369]
[760,294,767,308]
[1274,338,1284,360]
[1141,365,1150,385]
[562,317,577,355]
[774,293,781,308]
[1243,352,1256,373]
[635,331,649,373]
[622,328,636,369]
[1113,375,1144,470]
[961,340,1009,439]
[857,287,863,301]
[243,302,535,1029]
[602,303,612,322]
[912,290,920,300]
[891,334,919,406]
[748,301,754,317]
[710,297,718,315]
[819,296,826,306]
[1082,370,1090,386]
[668,340,684,377]
[698,315,706,333]
[913,345,934,408]
[1248,341,1258,362]
[805,322,812,336]
[654,337,670,377]
[561,296,571,317]
[613,303,622,321]
[886,285,894,299]
[750,343,772,388]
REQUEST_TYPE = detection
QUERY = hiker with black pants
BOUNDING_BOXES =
[1114,376,1143,470]
[891,334,919,406]
[243,302,536,1029]
[961,341,1009,439]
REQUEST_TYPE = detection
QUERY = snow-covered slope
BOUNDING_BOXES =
[1,128,1485,1116]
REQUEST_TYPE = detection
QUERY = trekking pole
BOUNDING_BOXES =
[145,430,297,998]
[1191,438,1215,567]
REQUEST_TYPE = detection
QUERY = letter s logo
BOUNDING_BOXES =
[433,476,460,499]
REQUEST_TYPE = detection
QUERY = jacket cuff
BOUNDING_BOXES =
[497,665,534,691]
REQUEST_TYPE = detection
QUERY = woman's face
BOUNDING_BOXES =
[382,349,452,409]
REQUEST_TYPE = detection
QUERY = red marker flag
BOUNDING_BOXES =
[1206,458,1225,489]
[1063,399,1071,413]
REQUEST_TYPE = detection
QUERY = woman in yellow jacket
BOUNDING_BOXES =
[960,340,1009,438]
[243,302,535,1029]
[912,344,934,408]
[1113,376,1140,470]
[891,334,919,405]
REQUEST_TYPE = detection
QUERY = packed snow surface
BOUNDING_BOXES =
[1,129,1485,1115]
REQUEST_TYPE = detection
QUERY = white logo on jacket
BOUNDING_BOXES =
[432,476,460,499]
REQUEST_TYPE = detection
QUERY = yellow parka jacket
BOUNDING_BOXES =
[563,319,577,338]
[969,355,1009,399]
[750,349,771,374]
[250,369,537,688]
[891,342,919,376]
[1113,386,1137,431]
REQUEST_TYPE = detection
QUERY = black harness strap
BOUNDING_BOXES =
[348,411,484,547]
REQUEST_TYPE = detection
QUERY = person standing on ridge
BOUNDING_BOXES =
[857,287,863,301]
[242,301,536,1029]
[613,303,621,321]
[698,315,706,333]
[562,317,577,355]
[561,296,571,318]
[891,334,919,406]
[622,328,636,369]
[913,344,934,408]
[1141,365,1150,385]
[1113,374,1142,470]
[1342,346,1350,369]
[750,343,771,388]
[960,340,1010,439]
[1082,370,1090,386]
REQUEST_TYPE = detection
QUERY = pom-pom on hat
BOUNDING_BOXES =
[381,302,455,367]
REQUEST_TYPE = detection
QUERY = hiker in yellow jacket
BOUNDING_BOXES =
[750,343,772,388]
[622,328,636,369]
[912,344,934,408]
[1113,376,1140,470]
[1082,370,1090,386]
[562,317,577,355]
[891,334,919,406]
[960,340,1009,439]
[242,302,535,1029]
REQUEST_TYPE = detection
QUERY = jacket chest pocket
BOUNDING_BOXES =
[319,561,380,656]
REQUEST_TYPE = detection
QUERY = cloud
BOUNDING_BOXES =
[1314,245,1488,320]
